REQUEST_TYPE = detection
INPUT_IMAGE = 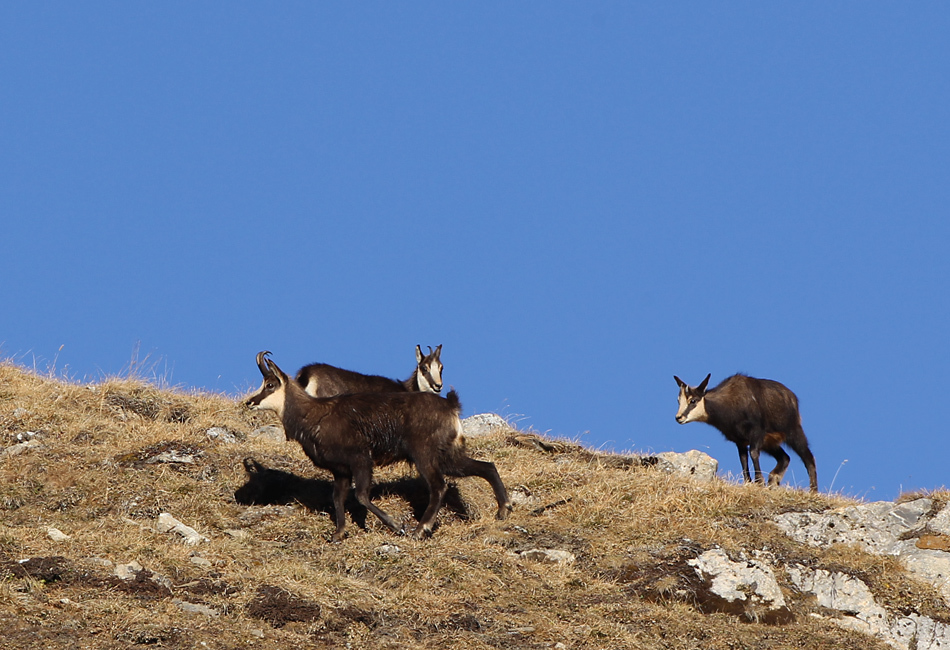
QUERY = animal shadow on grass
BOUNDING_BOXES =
[234,458,473,536]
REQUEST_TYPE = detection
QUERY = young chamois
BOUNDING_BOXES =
[295,344,443,398]
[674,373,818,492]
[245,351,511,541]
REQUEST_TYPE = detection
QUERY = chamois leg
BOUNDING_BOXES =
[330,473,351,543]
[787,426,819,492]
[351,463,403,536]
[764,446,791,486]
[412,463,449,539]
[748,446,766,484]
[736,443,753,483]
[453,456,512,520]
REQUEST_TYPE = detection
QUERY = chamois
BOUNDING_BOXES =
[245,351,511,541]
[673,373,818,492]
[295,344,443,398]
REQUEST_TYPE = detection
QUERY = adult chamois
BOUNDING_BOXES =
[296,344,443,398]
[245,351,510,541]
[674,373,818,491]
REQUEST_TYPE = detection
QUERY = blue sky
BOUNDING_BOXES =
[2,4,948,500]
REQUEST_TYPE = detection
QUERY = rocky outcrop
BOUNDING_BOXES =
[788,565,950,650]
[774,498,950,604]
[687,548,791,623]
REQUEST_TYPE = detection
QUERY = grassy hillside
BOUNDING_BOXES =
[0,362,945,649]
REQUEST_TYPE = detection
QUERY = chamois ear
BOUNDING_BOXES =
[674,375,686,389]
[697,373,711,393]
[433,344,442,358]
[265,357,288,383]
[416,345,424,363]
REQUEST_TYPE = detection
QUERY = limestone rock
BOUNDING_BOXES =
[461,413,512,437]
[520,548,576,564]
[249,425,286,444]
[687,548,790,623]
[788,565,950,650]
[155,513,208,545]
[653,450,719,482]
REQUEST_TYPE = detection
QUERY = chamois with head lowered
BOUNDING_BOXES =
[245,351,511,542]
[674,373,818,492]
[295,344,443,398]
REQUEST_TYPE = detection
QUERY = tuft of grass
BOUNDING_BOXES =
[0,359,932,649]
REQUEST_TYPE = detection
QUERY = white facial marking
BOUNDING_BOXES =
[675,389,708,423]
[417,359,443,393]
[248,378,285,418]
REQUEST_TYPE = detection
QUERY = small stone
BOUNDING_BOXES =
[155,513,208,545]
[249,425,285,444]
[375,543,402,556]
[206,427,238,443]
[190,556,212,568]
[146,451,195,464]
[174,599,219,617]
[520,548,576,564]
[115,561,143,580]
[47,527,71,542]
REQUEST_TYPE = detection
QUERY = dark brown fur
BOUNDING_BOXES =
[246,352,509,541]
[675,373,818,491]
[295,345,442,397]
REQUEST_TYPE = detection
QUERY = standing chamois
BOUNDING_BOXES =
[295,344,443,398]
[245,352,510,541]
[674,373,818,491]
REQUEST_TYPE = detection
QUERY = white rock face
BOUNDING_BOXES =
[775,499,950,604]
[687,548,788,621]
[774,499,932,555]
[788,565,950,650]
[654,450,719,482]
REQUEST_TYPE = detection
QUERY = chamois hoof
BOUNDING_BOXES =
[496,504,513,521]
[410,526,433,540]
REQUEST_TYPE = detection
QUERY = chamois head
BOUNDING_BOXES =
[674,373,711,424]
[245,351,291,416]
[415,344,443,393]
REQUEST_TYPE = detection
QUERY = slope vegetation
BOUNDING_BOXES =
[0,362,944,649]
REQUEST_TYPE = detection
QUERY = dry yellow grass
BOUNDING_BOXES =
[0,361,942,649]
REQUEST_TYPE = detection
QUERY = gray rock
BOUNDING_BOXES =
[249,425,286,444]
[774,498,950,605]
[146,450,196,464]
[206,427,238,443]
[788,565,950,650]
[155,513,208,545]
[173,599,219,617]
[928,504,950,536]
[461,413,511,437]
[687,548,788,622]
[0,439,42,458]
[46,527,71,542]
[114,561,143,580]
[653,450,719,482]
[773,499,932,556]
[375,543,402,556]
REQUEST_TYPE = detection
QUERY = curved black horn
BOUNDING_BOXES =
[256,351,272,376]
